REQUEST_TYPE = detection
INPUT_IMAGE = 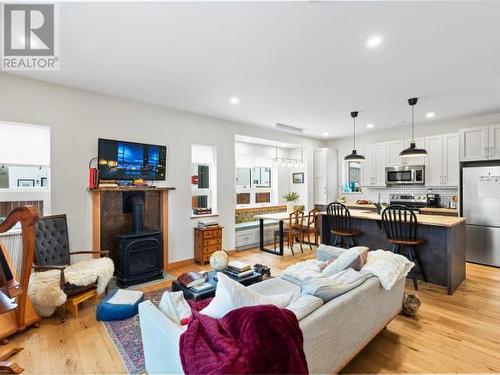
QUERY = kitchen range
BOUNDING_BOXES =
[389,194,428,212]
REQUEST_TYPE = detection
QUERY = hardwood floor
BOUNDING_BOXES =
[5,248,500,374]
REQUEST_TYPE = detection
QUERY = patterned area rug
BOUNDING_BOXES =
[102,286,170,374]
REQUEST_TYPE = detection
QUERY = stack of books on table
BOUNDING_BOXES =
[197,219,219,228]
[223,261,255,279]
[177,271,213,292]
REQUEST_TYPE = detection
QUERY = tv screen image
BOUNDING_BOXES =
[98,138,166,180]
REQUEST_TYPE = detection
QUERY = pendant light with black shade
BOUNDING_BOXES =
[344,111,365,161]
[400,97,428,157]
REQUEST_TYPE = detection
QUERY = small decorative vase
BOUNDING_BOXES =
[287,202,295,213]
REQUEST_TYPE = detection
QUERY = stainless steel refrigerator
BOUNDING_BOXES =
[462,164,500,267]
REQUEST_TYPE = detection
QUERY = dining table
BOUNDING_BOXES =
[253,211,317,256]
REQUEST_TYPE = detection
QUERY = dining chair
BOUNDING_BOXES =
[300,207,319,250]
[274,209,305,255]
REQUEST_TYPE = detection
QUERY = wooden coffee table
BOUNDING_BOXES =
[172,270,264,301]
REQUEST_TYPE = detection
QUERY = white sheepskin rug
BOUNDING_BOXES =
[28,257,114,317]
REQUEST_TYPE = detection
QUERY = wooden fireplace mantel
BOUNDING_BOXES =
[90,186,175,271]
[89,186,176,192]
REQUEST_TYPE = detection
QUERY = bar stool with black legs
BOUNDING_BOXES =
[326,202,361,248]
[381,205,427,290]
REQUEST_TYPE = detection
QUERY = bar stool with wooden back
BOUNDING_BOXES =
[274,209,305,255]
[326,202,361,248]
[300,208,319,250]
[381,205,427,290]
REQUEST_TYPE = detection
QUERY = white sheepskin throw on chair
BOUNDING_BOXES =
[28,257,114,317]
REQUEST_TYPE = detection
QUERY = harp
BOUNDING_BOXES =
[0,206,41,374]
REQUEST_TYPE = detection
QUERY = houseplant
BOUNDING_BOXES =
[283,192,300,213]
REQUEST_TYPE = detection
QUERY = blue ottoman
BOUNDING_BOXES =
[96,289,144,321]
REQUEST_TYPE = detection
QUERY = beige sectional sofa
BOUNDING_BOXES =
[139,274,404,374]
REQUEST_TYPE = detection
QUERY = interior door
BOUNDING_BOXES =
[443,133,459,186]
[459,126,489,161]
[425,135,443,186]
[314,149,328,205]
[489,124,500,160]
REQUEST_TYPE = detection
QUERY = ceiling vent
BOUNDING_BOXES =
[275,123,304,134]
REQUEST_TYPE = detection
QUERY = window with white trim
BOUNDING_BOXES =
[191,144,217,216]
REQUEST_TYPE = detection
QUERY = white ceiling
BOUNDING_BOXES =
[13,1,500,139]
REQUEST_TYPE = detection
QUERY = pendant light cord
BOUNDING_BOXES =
[411,104,415,142]
[353,117,356,150]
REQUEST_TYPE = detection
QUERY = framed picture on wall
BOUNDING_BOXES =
[17,179,35,188]
[292,172,304,184]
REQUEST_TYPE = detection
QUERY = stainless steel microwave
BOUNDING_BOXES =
[385,165,425,185]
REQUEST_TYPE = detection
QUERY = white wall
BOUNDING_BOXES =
[0,122,50,165]
[0,73,324,262]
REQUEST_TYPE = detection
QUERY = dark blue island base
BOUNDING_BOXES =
[320,212,466,295]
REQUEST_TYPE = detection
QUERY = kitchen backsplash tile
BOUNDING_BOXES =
[339,186,458,208]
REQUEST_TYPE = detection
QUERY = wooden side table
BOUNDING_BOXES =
[194,226,223,265]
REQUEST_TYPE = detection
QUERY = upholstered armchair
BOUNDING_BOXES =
[33,214,110,298]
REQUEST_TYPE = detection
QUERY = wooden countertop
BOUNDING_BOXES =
[419,207,458,215]
[320,209,465,228]
[344,203,458,216]
[344,203,377,209]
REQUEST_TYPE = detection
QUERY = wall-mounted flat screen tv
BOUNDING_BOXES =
[98,138,166,180]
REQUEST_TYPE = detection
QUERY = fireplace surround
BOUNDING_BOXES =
[90,186,175,285]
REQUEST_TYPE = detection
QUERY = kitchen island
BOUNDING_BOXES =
[320,209,466,294]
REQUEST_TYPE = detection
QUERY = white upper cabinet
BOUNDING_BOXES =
[360,144,374,186]
[373,142,387,186]
[459,126,489,161]
[489,124,500,160]
[424,133,459,187]
[359,143,386,187]
[443,133,459,186]
[386,140,405,166]
[425,135,443,186]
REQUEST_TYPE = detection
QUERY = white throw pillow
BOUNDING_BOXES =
[158,291,192,324]
[200,273,294,319]
[322,246,369,277]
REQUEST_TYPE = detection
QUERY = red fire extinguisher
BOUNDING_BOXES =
[89,157,98,189]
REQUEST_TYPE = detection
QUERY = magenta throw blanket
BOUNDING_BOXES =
[179,299,308,374]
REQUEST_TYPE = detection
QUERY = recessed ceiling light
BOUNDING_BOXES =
[323,132,329,136]
[230,97,240,105]
[426,112,435,118]
[366,35,382,48]
[366,123,374,129]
